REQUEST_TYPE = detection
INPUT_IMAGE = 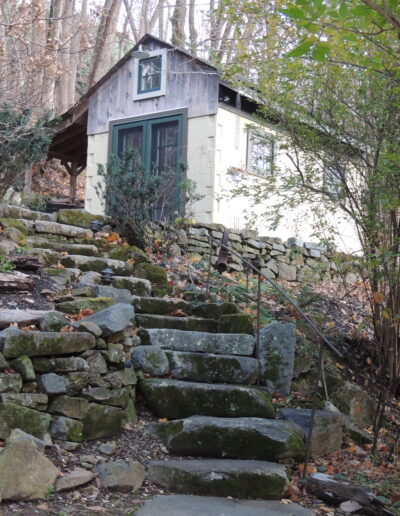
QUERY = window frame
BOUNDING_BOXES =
[133,49,167,101]
[246,128,275,177]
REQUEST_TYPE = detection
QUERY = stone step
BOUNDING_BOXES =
[112,276,151,297]
[136,495,313,516]
[139,379,275,419]
[26,236,99,256]
[140,328,255,356]
[151,416,305,461]
[148,459,289,499]
[0,204,56,222]
[0,309,51,329]
[34,220,89,238]
[132,296,192,315]
[60,255,133,276]
[165,350,258,385]
[136,315,217,333]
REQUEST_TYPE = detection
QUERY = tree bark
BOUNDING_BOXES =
[170,0,186,46]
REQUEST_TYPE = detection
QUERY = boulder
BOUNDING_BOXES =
[0,440,59,501]
[82,403,123,440]
[131,346,169,376]
[139,379,275,419]
[165,351,258,385]
[39,311,70,332]
[55,469,94,492]
[6,428,48,451]
[258,321,296,396]
[50,416,83,442]
[0,327,95,358]
[108,244,149,263]
[140,329,255,356]
[0,403,51,439]
[278,408,343,456]
[218,313,253,335]
[10,355,35,381]
[276,263,297,281]
[96,460,146,493]
[94,285,133,304]
[0,393,48,411]
[152,416,305,461]
[48,396,89,419]
[135,262,168,295]
[331,382,377,427]
[148,459,289,499]
[37,373,68,395]
[73,303,134,337]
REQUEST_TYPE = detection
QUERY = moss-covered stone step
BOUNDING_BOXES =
[132,296,191,315]
[60,255,133,276]
[0,327,96,358]
[111,276,151,297]
[135,495,313,516]
[26,236,99,256]
[136,315,217,333]
[165,351,258,385]
[151,416,305,461]
[57,209,105,229]
[139,379,275,419]
[140,329,255,356]
[55,296,116,315]
[0,203,56,222]
[148,459,289,499]
[35,220,89,238]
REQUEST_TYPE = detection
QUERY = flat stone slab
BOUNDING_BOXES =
[151,416,305,461]
[140,379,275,419]
[132,296,191,315]
[35,220,89,238]
[112,276,151,296]
[27,237,99,256]
[140,329,255,355]
[60,255,133,276]
[0,328,96,358]
[0,309,51,329]
[73,303,134,337]
[279,408,343,457]
[149,459,289,499]
[0,204,56,222]
[136,495,314,516]
[165,351,258,384]
[136,315,217,333]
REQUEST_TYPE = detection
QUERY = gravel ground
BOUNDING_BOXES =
[0,269,55,311]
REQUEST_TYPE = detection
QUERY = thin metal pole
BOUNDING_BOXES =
[206,234,343,360]
[205,239,213,299]
[302,339,324,479]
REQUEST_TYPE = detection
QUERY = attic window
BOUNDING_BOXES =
[133,50,167,101]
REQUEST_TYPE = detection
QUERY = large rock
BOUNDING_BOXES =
[57,209,105,229]
[108,244,149,264]
[152,416,305,460]
[10,355,35,381]
[218,314,253,335]
[82,403,123,440]
[35,220,89,238]
[94,285,133,304]
[112,276,151,296]
[72,303,134,337]
[32,357,89,373]
[132,346,169,376]
[139,379,275,419]
[258,321,296,396]
[135,495,313,516]
[50,416,83,442]
[148,459,289,499]
[276,263,297,281]
[165,351,259,385]
[48,396,89,419]
[135,262,168,295]
[0,440,59,501]
[140,329,255,356]
[0,403,51,439]
[0,327,95,358]
[331,381,376,427]
[279,408,343,456]
[60,255,133,276]
[96,460,146,492]
[55,469,94,492]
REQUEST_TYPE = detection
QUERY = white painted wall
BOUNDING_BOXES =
[85,132,108,215]
[213,106,361,253]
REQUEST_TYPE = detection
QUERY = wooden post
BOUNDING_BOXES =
[63,161,85,205]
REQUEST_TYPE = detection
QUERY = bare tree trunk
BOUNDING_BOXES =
[139,0,150,37]
[188,0,197,51]
[158,0,165,39]
[87,0,122,88]
[55,0,74,113]
[170,0,186,47]
[123,0,138,41]
[67,0,88,107]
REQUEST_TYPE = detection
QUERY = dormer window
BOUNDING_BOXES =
[133,49,167,101]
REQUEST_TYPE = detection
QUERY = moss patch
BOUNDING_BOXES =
[0,218,27,235]
[56,297,115,315]
[57,209,105,229]
[108,244,149,263]
[218,313,254,335]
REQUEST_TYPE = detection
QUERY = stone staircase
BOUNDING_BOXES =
[0,205,327,514]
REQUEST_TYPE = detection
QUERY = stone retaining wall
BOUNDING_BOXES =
[0,310,138,443]
[163,223,358,282]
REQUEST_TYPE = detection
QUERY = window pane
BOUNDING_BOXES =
[138,56,162,93]
[249,132,274,176]
[117,126,143,157]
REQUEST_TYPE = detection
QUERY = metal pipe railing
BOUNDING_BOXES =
[206,233,343,359]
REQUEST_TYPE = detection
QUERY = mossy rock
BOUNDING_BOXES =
[218,313,254,335]
[10,355,35,381]
[57,209,105,229]
[135,262,170,295]
[82,403,123,440]
[108,244,149,263]
[193,302,239,320]
[56,297,115,315]
[0,218,28,235]
[0,403,51,439]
